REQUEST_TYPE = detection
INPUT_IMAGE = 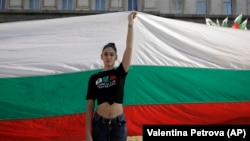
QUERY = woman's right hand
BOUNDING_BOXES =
[86,133,93,141]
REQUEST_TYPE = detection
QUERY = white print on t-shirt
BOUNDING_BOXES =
[96,75,117,89]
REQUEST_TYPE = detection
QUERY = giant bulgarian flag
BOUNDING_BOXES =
[0,11,250,141]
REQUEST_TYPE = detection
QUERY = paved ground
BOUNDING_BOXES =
[127,136,142,141]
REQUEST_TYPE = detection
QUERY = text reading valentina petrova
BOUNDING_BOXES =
[142,125,249,141]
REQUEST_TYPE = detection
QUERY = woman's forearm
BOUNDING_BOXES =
[122,12,137,72]
[86,101,94,137]
[126,23,134,50]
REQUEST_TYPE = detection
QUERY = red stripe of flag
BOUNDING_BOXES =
[0,102,249,141]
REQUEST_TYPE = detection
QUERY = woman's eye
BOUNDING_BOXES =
[104,53,114,56]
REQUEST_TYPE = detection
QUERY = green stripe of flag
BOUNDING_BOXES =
[1,66,250,120]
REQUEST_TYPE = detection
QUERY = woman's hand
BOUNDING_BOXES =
[86,133,93,141]
[128,11,137,26]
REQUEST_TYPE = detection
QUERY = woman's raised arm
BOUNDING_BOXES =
[122,12,137,72]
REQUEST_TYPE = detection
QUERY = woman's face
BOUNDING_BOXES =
[101,47,117,67]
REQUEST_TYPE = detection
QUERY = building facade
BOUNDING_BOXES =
[1,0,250,15]
[0,0,250,26]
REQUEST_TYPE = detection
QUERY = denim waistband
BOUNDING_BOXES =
[93,112,126,124]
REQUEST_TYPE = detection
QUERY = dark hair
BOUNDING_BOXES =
[102,42,117,53]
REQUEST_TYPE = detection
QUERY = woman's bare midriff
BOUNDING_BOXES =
[96,102,123,119]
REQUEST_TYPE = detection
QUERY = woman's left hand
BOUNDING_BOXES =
[128,11,137,25]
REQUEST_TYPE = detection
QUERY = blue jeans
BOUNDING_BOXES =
[92,112,127,141]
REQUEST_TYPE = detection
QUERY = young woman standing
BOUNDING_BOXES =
[85,11,137,141]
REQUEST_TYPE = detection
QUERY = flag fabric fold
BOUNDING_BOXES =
[240,19,248,30]
[205,18,216,26]
[232,14,242,29]
[221,17,228,27]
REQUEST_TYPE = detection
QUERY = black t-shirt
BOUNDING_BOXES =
[86,63,127,105]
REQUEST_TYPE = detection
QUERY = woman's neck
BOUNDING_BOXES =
[103,66,113,71]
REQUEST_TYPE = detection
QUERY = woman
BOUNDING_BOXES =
[85,12,137,141]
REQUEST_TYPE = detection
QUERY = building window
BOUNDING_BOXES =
[128,0,138,11]
[95,0,105,10]
[248,0,250,14]
[63,0,73,10]
[224,0,232,15]
[29,0,40,10]
[0,0,5,10]
[197,0,207,14]
[172,0,183,14]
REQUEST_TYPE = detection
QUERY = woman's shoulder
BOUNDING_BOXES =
[89,72,99,80]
